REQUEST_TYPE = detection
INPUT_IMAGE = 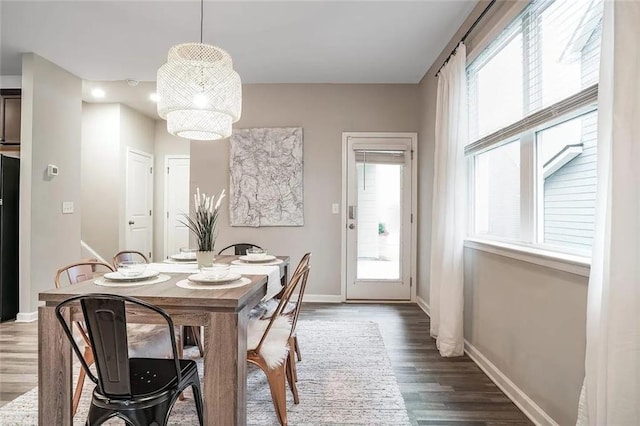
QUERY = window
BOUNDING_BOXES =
[475,141,521,240]
[537,111,597,252]
[467,0,603,256]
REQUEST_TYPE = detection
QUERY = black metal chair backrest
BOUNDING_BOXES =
[217,243,263,255]
[55,294,181,398]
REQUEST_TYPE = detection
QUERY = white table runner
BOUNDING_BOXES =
[148,263,282,301]
[229,264,282,300]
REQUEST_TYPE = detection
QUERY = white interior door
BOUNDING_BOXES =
[125,149,153,259]
[345,135,415,300]
[164,156,190,259]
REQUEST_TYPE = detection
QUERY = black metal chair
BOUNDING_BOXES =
[217,242,263,255]
[55,294,204,426]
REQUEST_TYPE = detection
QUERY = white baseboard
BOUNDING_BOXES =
[15,311,38,322]
[297,294,343,303]
[416,296,430,316]
[464,340,558,426]
[414,299,555,425]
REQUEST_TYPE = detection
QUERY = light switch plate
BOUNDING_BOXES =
[331,203,340,214]
[62,201,74,214]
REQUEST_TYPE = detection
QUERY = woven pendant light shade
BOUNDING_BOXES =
[157,43,242,141]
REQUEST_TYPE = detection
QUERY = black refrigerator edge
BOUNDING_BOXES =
[0,155,19,321]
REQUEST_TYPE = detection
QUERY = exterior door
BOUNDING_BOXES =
[164,156,190,259]
[125,149,153,259]
[345,134,415,300]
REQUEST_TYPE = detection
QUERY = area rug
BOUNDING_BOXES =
[0,321,410,425]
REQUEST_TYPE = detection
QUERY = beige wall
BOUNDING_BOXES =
[80,103,155,261]
[19,53,82,313]
[190,84,419,296]
[80,103,120,260]
[464,249,588,425]
[417,1,589,424]
[153,121,190,261]
[118,104,155,254]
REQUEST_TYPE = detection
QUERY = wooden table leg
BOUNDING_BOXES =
[203,309,248,425]
[38,306,72,425]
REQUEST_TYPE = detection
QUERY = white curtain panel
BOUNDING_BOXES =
[429,43,468,357]
[577,1,640,424]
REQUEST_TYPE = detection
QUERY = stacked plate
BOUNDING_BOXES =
[103,270,160,282]
[171,252,197,262]
[237,254,277,263]
[187,272,242,285]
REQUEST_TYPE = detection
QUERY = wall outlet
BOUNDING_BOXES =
[331,203,340,214]
[62,201,74,214]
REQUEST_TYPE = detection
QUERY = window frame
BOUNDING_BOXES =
[468,103,599,259]
[465,0,601,261]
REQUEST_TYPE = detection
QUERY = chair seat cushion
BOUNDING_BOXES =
[247,316,291,369]
[255,298,297,319]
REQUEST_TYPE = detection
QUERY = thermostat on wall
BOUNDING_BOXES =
[47,164,59,177]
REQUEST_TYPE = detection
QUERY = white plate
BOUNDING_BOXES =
[170,252,197,261]
[188,272,242,284]
[104,270,159,282]
[238,255,277,263]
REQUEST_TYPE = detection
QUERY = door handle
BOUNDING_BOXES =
[348,205,356,220]
[128,220,135,225]
[348,223,355,229]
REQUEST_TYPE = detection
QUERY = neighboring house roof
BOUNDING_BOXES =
[543,143,584,179]
[560,0,603,63]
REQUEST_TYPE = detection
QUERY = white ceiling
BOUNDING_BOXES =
[1,1,475,84]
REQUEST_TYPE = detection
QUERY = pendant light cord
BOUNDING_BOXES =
[200,0,204,43]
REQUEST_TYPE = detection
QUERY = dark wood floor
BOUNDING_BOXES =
[301,304,532,426]
[0,303,532,425]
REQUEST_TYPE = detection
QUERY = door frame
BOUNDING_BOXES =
[340,132,418,302]
[124,147,154,257]
[163,154,190,260]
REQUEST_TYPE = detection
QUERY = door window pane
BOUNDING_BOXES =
[356,162,402,280]
[475,141,521,240]
[536,111,597,254]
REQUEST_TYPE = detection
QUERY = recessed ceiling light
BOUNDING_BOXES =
[91,88,105,98]
[126,79,139,86]
[149,93,160,102]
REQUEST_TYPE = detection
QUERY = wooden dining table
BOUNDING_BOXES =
[37,255,290,426]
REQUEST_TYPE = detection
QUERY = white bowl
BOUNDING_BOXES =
[117,261,147,278]
[245,248,268,260]
[201,263,230,280]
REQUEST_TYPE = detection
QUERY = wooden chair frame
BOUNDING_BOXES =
[248,265,311,426]
[112,250,148,268]
[54,260,115,415]
[273,253,311,364]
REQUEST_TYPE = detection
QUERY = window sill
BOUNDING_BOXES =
[464,238,591,277]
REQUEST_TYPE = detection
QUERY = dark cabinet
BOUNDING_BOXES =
[0,89,21,145]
